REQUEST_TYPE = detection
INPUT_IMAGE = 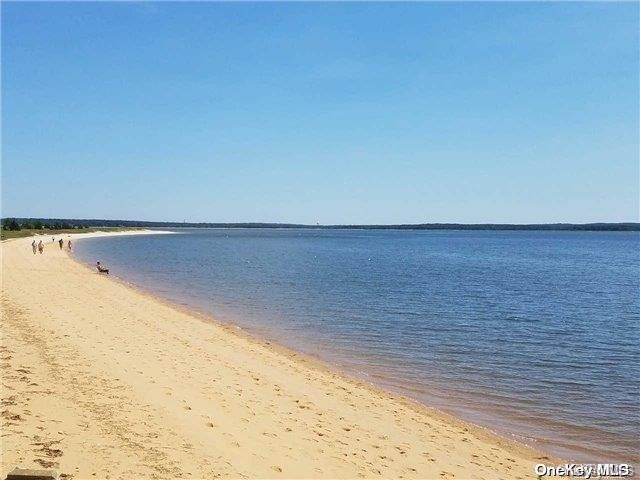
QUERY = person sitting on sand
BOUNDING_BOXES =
[96,262,109,274]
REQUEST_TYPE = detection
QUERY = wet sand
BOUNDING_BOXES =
[1,231,551,479]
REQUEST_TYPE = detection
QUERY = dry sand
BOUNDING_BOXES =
[1,231,550,479]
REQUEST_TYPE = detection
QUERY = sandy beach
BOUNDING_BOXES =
[1,231,549,479]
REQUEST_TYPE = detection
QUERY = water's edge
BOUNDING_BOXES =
[71,230,639,464]
[69,232,567,463]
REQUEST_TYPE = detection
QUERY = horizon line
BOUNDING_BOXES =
[2,217,639,229]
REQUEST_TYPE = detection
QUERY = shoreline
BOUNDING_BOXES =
[2,230,554,478]
[70,236,562,462]
[70,234,551,457]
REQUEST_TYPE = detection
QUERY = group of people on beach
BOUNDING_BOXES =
[30,236,109,274]
[31,237,72,255]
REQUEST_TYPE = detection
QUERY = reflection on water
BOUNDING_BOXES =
[74,229,640,462]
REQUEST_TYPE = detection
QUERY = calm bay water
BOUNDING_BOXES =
[74,229,640,462]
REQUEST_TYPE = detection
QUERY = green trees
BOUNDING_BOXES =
[1,218,21,231]
[0,218,81,231]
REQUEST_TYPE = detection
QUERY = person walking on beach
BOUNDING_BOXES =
[38,240,44,254]
[31,240,37,255]
[67,239,72,251]
[59,238,64,250]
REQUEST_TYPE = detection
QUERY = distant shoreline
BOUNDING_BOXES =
[3,218,640,231]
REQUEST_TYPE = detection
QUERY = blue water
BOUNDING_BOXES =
[74,229,640,462]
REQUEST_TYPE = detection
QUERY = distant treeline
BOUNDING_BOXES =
[2,218,639,231]
[1,218,90,231]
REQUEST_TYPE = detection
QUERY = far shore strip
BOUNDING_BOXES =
[1,230,552,479]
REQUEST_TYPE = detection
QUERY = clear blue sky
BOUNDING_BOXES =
[2,2,638,224]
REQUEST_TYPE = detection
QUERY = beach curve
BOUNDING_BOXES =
[1,230,550,479]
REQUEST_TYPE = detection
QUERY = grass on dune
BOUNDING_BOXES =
[1,227,142,241]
